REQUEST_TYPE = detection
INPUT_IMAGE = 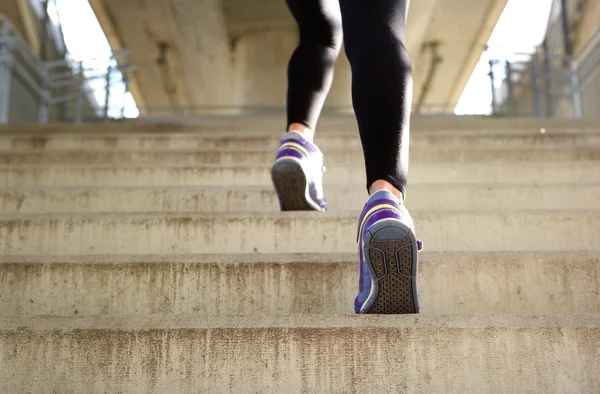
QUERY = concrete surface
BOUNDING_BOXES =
[1,116,599,135]
[7,65,42,124]
[0,116,598,392]
[0,162,598,187]
[1,252,598,316]
[1,123,599,151]
[4,132,600,151]
[572,0,600,55]
[1,210,599,255]
[233,29,299,106]
[2,183,599,213]
[1,314,599,393]
[89,0,233,109]
[2,146,600,165]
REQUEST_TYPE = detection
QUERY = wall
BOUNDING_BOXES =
[8,67,40,123]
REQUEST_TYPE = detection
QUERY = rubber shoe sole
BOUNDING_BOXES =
[361,219,420,314]
[271,158,322,211]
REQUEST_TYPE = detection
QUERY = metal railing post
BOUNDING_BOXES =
[74,61,83,122]
[38,65,50,122]
[0,40,14,124]
[488,60,497,115]
[530,54,544,117]
[505,61,515,115]
[104,63,111,119]
[121,72,128,119]
[569,57,583,118]
[542,43,553,116]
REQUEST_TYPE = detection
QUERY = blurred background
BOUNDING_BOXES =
[0,0,598,123]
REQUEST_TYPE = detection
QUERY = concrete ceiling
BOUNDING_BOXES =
[88,0,508,113]
[222,0,292,38]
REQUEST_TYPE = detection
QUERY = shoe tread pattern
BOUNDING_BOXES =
[366,235,417,314]
[271,160,314,211]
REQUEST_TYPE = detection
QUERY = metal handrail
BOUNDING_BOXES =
[574,30,599,90]
[489,27,599,118]
[0,17,43,73]
[577,30,600,59]
[0,12,132,123]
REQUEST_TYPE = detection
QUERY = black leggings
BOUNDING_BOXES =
[286,0,412,197]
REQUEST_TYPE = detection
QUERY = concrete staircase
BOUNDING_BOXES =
[1,116,599,393]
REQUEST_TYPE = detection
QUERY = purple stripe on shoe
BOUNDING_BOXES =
[275,148,305,161]
[358,198,402,223]
[360,209,404,243]
[357,199,402,241]
[278,135,320,154]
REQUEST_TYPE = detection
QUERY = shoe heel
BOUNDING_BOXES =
[363,220,419,314]
[271,159,313,211]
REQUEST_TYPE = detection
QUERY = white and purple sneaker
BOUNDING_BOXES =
[271,132,327,211]
[355,190,423,314]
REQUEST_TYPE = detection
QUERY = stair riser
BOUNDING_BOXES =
[1,256,598,315]
[1,116,598,135]
[2,133,600,150]
[1,212,598,254]
[2,185,599,213]
[1,163,596,187]
[1,318,598,393]
[2,147,600,165]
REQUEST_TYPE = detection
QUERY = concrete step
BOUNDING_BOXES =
[2,146,600,165]
[1,211,598,255]
[2,184,599,213]
[0,115,598,135]
[2,252,598,316]
[1,314,599,393]
[1,162,598,187]
[3,131,600,151]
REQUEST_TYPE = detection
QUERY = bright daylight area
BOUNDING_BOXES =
[455,0,554,114]
[53,0,554,117]
[51,0,139,118]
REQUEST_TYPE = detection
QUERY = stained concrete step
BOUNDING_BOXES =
[1,210,598,255]
[1,162,598,187]
[1,252,598,316]
[0,115,598,135]
[2,184,599,213]
[2,146,600,165]
[1,314,599,393]
[3,131,600,151]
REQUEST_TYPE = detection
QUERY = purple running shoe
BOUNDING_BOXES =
[271,132,327,211]
[355,189,423,314]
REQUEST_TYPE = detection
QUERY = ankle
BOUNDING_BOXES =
[369,180,404,202]
[288,123,314,141]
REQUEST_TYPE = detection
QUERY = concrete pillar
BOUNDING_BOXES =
[233,28,296,107]
[167,0,233,107]
[572,0,600,55]
[2,0,27,40]
[233,28,352,110]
